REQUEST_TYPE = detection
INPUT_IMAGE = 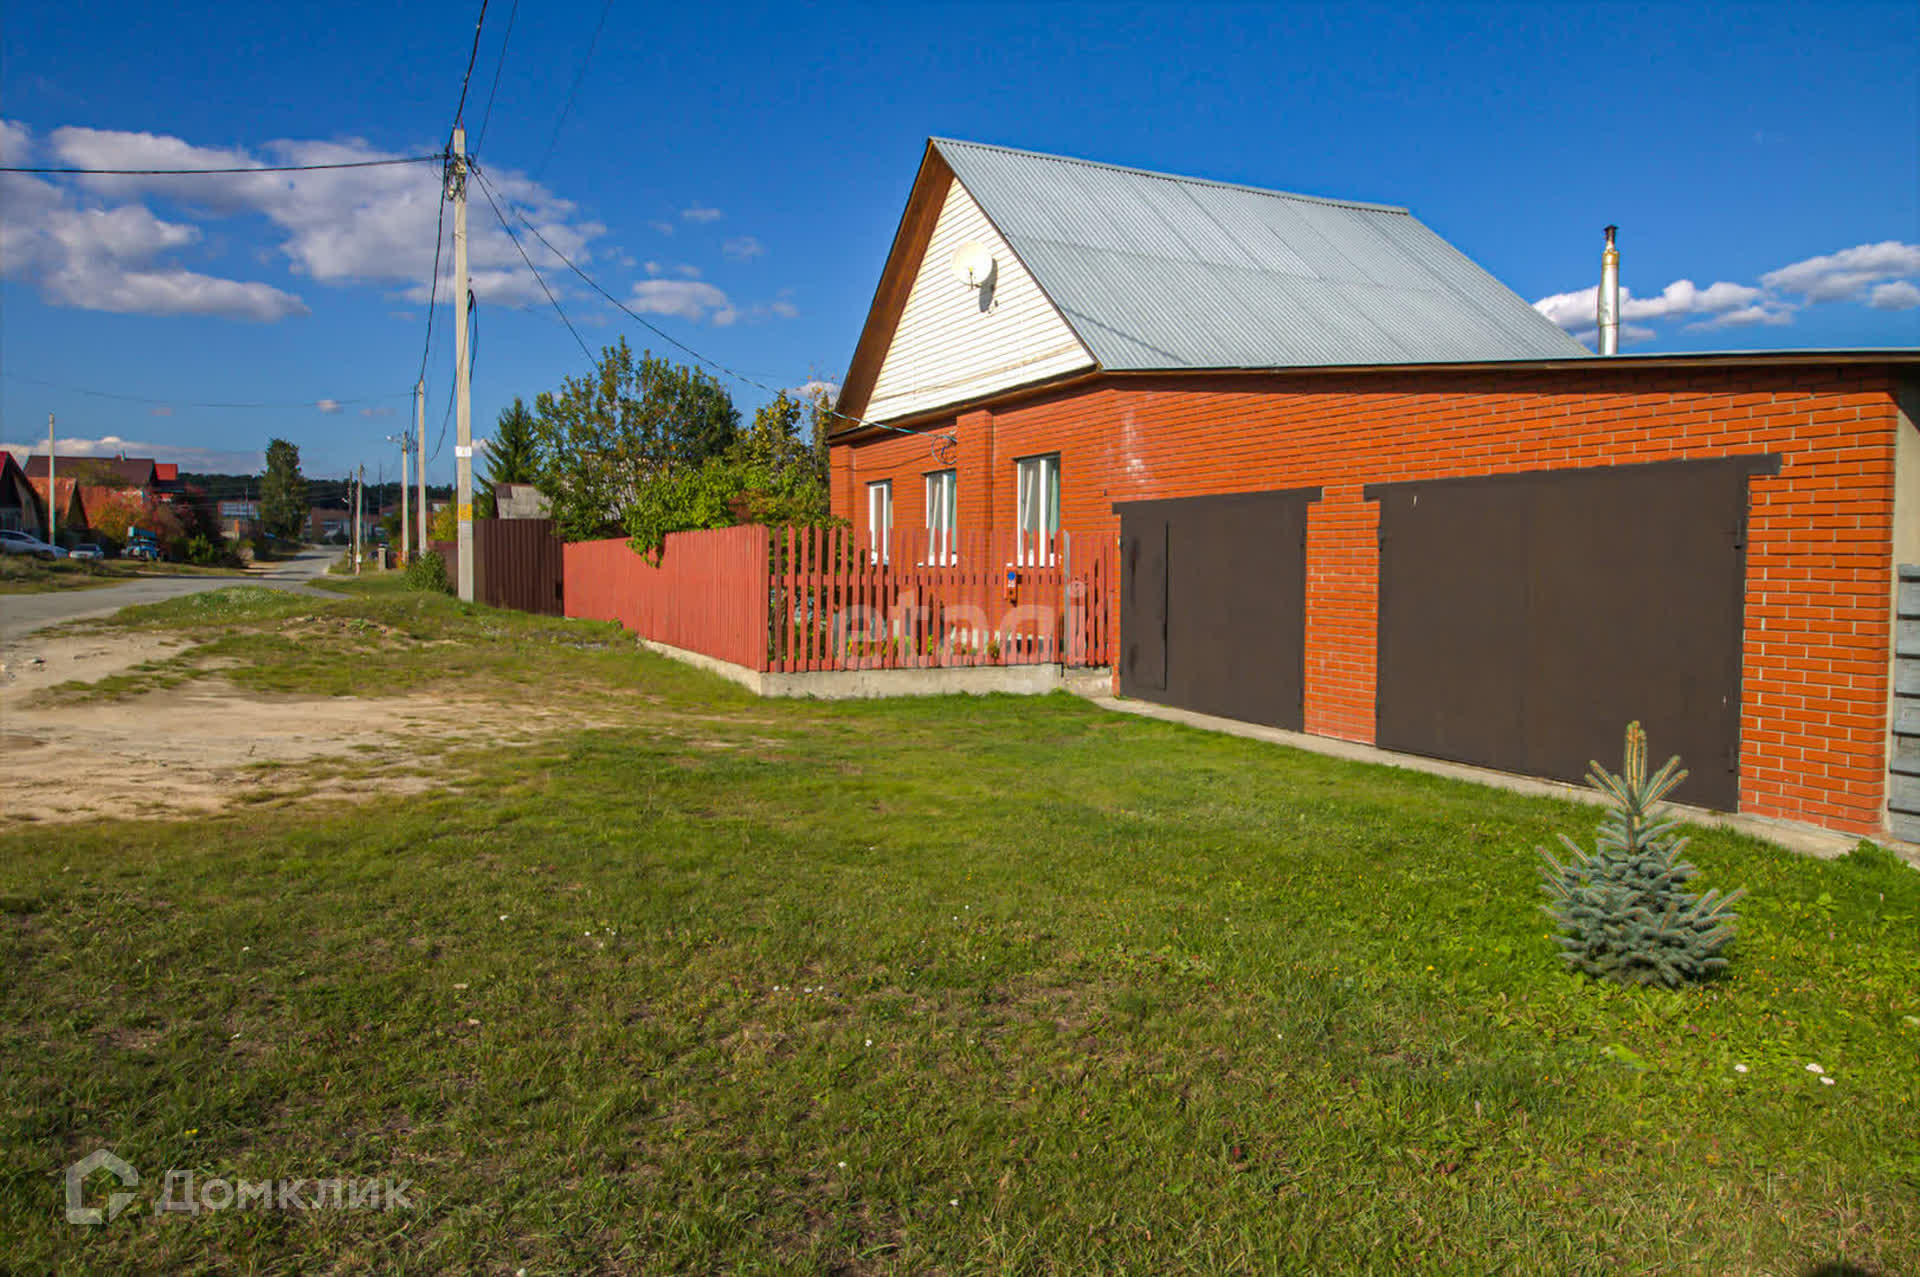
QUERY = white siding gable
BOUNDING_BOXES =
[867,179,1094,423]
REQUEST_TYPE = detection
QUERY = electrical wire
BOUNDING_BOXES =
[532,0,614,180]
[471,166,953,447]
[473,170,597,365]
[1,373,411,410]
[450,0,493,130]
[1,156,441,175]
[416,174,450,389]
[471,0,521,158]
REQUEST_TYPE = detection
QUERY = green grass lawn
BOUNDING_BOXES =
[4,586,1917,1273]
[0,555,253,594]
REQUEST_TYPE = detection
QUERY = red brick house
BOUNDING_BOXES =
[828,139,1920,840]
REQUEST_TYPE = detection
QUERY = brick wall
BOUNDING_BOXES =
[834,362,1906,834]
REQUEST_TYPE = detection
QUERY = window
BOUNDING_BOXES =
[866,479,893,563]
[924,469,956,563]
[1016,453,1060,563]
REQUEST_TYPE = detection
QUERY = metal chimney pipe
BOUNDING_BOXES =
[1597,225,1620,356]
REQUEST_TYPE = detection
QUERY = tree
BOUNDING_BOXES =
[1538,722,1747,988]
[621,389,838,557]
[260,438,308,540]
[529,338,739,540]
[479,396,539,517]
[83,489,187,556]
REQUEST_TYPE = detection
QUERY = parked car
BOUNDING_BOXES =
[67,543,106,561]
[0,530,66,559]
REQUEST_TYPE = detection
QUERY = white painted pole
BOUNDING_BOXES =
[399,434,411,564]
[46,412,55,547]
[415,378,428,557]
[450,125,474,604]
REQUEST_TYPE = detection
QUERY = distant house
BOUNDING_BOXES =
[492,482,550,519]
[0,452,46,536]
[306,507,351,543]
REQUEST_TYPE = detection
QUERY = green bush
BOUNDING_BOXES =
[1539,722,1747,988]
[403,549,452,594]
[181,533,230,566]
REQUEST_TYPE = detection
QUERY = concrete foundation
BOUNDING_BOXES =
[637,637,1111,700]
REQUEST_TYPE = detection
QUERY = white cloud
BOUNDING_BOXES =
[0,129,309,322]
[628,279,731,323]
[723,235,764,262]
[674,263,702,279]
[680,205,722,224]
[3,435,264,472]
[359,405,395,418]
[648,220,674,236]
[1535,241,1920,342]
[11,120,613,315]
[1533,278,1762,332]
[1869,279,1920,310]
[149,405,173,417]
[316,398,343,414]
[643,260,662,276]
[1685,304,1794,331]
[789,379,840,399]
[1760,242,1920,303]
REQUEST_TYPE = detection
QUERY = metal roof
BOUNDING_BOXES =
[931,138,1591,370]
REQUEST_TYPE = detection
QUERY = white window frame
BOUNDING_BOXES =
[924,468,956,564]
[866,479,893,564]
[1015,453,1060,565]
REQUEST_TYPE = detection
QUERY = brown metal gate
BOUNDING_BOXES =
[1369,456,1777,811]
[1116,487,1317,730]
[473,517,565,615]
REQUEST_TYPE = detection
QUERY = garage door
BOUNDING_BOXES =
[1115,487,1318,730]
[1370,457,1777,811]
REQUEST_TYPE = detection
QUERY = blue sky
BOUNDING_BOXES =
[2,1,1915,480]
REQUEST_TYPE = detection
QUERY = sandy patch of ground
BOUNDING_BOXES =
[0,628,632,825]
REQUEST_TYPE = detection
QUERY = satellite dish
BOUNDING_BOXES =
[949,241,996,289]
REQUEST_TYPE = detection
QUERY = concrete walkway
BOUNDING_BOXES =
[1089,696,1918,865]
[0,546,340,641]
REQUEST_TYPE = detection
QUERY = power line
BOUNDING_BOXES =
[471,165,949,446]
[472,0,522,158]
[1,373,411,410]
[417,171,450,388]
[2,156,441,176]
[450,0,494,130]
[532,0,614,180]
[473,169,596,366]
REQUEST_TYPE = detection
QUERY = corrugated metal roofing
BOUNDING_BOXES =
[931,138,1590,370]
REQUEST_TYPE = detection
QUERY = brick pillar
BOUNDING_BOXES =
[1303,482,1379,744]
[956,408,994,532]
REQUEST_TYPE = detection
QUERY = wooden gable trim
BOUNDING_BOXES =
[835,144,958,426]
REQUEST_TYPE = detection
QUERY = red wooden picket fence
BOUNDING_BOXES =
[563,524,1113,674]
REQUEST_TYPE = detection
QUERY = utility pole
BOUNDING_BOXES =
[415,378,428,556]
[449,125,475,603]
[390,431,411,564]
[46,412,55,548]
[352,465,363,574]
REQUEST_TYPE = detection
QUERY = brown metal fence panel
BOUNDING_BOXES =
[1372,458,1772,811]
[473,518,564,615]
[1115,488,1315,729]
